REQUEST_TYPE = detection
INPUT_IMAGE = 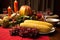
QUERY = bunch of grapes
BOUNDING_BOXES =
[10,25,40,38]
[10,26,20,36]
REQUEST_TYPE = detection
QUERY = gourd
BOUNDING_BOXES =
[19,5,32,16]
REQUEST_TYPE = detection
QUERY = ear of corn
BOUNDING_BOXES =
[24,20,53,27]
[20,20,53,33]
[20,22,52,33]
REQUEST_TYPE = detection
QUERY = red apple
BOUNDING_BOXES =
[36,12,45,21]
[36,13,43,19]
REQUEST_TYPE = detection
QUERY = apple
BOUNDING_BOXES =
[36,13,44,21]
[36,13,43,19]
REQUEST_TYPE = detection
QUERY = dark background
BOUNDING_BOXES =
[54,0,60,16]
[0,0,60,16]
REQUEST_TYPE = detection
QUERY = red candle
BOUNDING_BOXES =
[8,6,12,17]
[14,0,18,13]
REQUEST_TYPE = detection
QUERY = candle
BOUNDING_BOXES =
[8,6,12,17]
[14,0,18,13]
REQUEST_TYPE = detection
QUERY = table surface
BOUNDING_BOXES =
[50,26,60,40]
[0,14,60,40]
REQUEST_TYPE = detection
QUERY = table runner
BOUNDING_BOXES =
[0,27,50,40]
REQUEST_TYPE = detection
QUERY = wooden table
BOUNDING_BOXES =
[50,26,60,40]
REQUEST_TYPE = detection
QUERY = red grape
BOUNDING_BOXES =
[10,26,40,38]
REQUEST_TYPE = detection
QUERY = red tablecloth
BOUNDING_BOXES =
[0,27,50,40]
